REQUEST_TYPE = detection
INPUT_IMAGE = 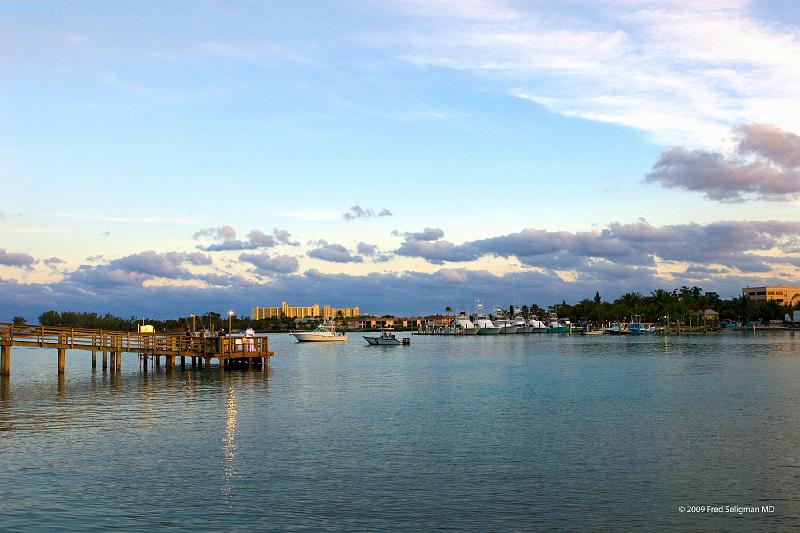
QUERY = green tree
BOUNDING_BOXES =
[12,316,27,325]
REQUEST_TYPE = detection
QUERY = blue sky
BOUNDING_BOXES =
[2,0,800,319]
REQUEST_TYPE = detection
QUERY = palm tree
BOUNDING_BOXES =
[445,306,453,316]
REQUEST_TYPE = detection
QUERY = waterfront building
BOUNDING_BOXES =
[252,302,359,320]
[345,315,455,330]
[742,285,800,304]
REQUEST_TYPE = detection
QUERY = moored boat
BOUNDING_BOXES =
[364,329,407,345]
[474,315,500,335]
[291,322,348,343]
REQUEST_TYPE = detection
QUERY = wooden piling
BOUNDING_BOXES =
[191,357,197,368]
[0,344,10,376]
[180,356,185,369]
[92,350,97,369]
[102,351,108,370]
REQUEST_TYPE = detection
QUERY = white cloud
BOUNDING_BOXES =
[388,0,800,146]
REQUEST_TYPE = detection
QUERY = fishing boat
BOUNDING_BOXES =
[364,328,407,345]
[514,316,532,333]
[495,318,519,335]
[453,311,478,335]
[605,322,629,335]
[528,318,547,332]
[473,301,500,335]
[291,322,348,343]
[628,315,654,335]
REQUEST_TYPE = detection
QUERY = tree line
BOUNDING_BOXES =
[508,286,794,324]
[11,285,798,332]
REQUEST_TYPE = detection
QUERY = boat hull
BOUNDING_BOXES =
[476,327,500,335]
[364,336,401,345]
[292,333,348,343]
[498,325,518,334]
[546,327,568,333]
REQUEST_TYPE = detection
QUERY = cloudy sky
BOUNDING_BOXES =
[2,0,800,319]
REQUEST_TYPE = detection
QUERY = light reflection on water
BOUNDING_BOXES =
[0,331,799,530]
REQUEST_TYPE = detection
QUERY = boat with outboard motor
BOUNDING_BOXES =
[364,328,409,345]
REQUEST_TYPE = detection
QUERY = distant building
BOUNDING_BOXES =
[742,286,800,304]
[252,302,359,320]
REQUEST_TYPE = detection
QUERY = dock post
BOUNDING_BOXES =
[155,355,160,369]
[0,344,10,376]
[58,333,66,374]
[116,350,122,372]
[102,351,108,370]
[191,357,197,368]
[143,355,148,372]
[180,356,185,369]
[92,350,97,369]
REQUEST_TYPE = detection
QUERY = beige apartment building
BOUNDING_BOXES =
[252,302,360,320]
[742,285,800,304]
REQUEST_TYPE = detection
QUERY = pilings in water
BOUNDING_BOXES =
[0,324,274,376]
[1,344,10,377]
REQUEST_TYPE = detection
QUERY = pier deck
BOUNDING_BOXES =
[0,323,274,375]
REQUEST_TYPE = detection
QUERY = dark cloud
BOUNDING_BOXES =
[107,251,195,279]
[646,124,800,202]
[5,264,782,322]
[43,257,66,266]
[394,227,445,241]
[342,205,393,221]
[394,220,800,273]
[308,243,363,263]
[357,242,378,256]
[396,239,480,264]
[194,226,277,251]
[273,228,300,246]
[0,249,35,268]
[239,252,299,275]
[185,252,213,266]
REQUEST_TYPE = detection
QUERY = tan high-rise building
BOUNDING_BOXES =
[252,302,359,320]
[322,305,360,319]
[742,286,800,304]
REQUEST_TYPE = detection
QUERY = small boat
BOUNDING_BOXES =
[605,322,629,335]
[291,322,348,343]
[364,328,407,345]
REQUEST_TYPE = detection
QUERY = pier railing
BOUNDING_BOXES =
[0,323,273,376]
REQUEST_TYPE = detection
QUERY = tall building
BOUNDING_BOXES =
[252,302,359,320]
[742,285,800,304]
[322,305,360,319]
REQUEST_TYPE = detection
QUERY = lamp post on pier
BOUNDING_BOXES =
[228,310,234,337]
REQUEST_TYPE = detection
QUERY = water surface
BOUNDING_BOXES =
[1,332,799,530]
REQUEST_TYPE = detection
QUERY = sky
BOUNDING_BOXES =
[2,0,800,319]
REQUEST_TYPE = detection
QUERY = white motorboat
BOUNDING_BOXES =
[528,318,547,332]
[495,319,518,334]
[474,315,500,335]
[291,322,348,343]
[453,312,478,335]
[514,317,532,333]
[364,329,407,345]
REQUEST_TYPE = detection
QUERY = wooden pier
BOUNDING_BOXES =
[0,323,274,376]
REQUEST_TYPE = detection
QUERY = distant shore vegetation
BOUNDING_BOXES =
[11,286,796,333]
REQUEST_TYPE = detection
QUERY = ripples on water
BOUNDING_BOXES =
[1,332,799,530]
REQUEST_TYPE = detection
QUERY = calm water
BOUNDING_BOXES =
[1,332,800,531]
